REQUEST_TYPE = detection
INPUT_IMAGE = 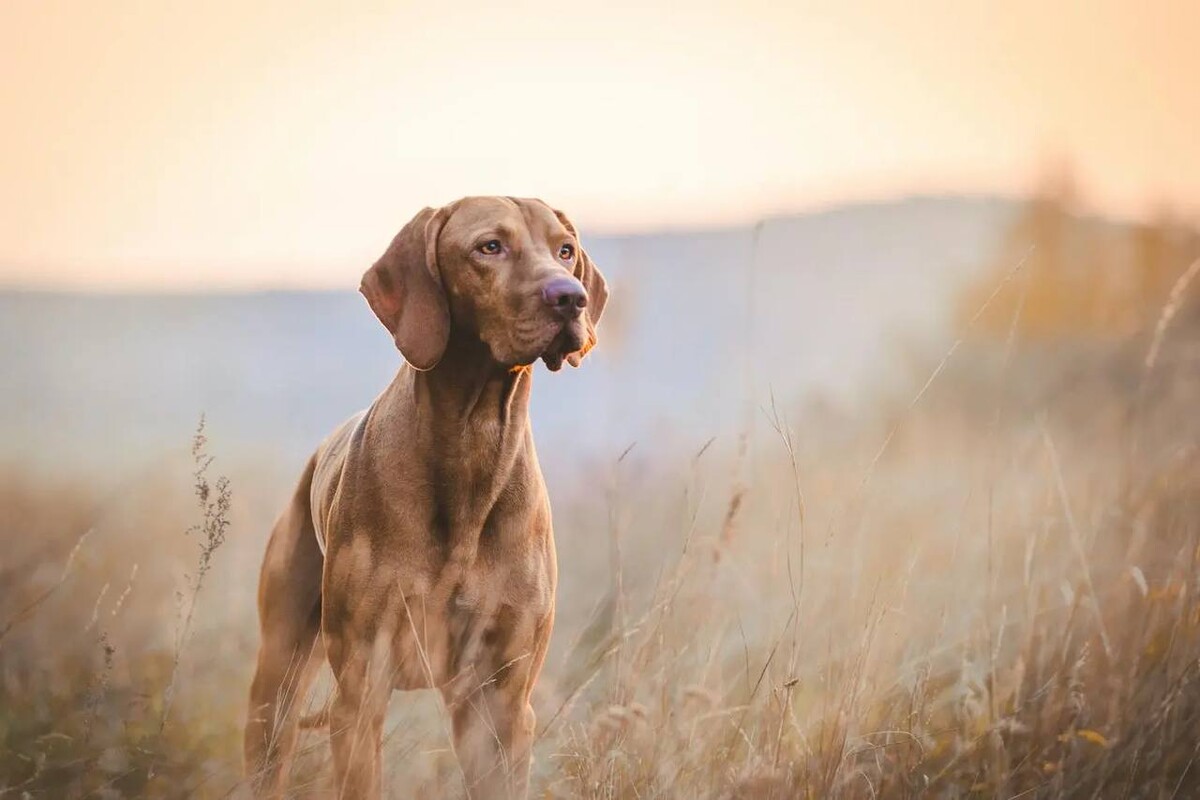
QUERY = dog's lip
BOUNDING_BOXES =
[536,324,585,372]
[504,318,561,367]
[560,329,586,352]
[512,316,584,370]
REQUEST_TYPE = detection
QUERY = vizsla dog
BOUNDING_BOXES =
[244,197,607,799]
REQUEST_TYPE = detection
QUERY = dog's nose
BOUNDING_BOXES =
[541,276,588,319]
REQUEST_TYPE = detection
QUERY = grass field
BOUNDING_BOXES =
[2,267,1199,798]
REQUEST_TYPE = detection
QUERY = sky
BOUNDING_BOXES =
[1,0,1198,289]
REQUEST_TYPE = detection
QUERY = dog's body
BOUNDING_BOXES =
[244,198,606,799]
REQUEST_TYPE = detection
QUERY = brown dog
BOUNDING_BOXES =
[243,197,607,799]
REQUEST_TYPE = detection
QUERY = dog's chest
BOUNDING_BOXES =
[386,544,553,693]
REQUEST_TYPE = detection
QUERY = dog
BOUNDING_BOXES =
[243,197,607,799]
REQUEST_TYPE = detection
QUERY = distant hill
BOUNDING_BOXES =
[0,195,1015,484]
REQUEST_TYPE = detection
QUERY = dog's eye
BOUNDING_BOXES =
[558,243,575,261]
[478,240,502,255]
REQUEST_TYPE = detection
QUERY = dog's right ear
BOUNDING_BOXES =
[360,206,451,370]
[547,207,608,368]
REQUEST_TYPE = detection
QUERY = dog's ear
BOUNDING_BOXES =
[360,206,452,371]
[549,207,608,367]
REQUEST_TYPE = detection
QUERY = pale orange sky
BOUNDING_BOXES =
[1,1,1197,289]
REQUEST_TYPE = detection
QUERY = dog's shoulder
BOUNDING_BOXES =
[310,410,369,555]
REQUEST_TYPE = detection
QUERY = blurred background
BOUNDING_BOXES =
[3,2,1199,798]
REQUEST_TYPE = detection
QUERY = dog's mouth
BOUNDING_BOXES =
[506,314,587,372]
[539,324,586,372]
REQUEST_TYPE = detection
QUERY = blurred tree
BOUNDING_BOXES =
[960,165,1200,340]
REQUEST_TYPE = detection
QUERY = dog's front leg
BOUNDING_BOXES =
[326,623,394,800]
[447,685,535,800]
[445,614,551,800]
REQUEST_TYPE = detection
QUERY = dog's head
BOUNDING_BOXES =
[360,197,608,372]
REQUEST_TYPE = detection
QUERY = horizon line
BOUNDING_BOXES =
[2,189,1191,295]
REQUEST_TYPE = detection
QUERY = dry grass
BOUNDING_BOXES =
[2,294,1199,798]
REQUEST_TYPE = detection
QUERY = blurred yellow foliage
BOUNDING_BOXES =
[1075,729,1111,749]
[960,166,1200,339]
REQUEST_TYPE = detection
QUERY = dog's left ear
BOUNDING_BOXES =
[549,207,608,367]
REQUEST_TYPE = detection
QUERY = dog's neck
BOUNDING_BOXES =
[409,333,532,431]
[372,333,537,565]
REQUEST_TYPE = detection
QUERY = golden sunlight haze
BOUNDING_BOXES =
[0,0,1197,288]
